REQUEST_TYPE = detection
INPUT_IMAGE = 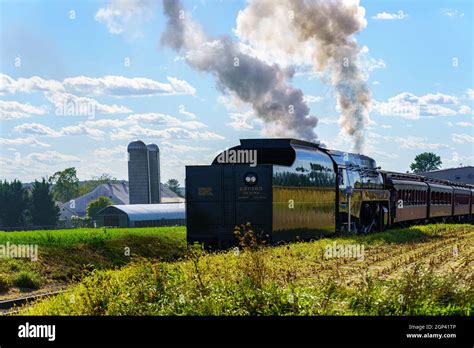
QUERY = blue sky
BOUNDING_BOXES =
[0,0,473,184]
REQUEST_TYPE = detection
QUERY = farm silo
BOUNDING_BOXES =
[127,140,150,204]
[147,143,161,203]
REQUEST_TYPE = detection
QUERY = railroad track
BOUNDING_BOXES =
[0,289,66,315]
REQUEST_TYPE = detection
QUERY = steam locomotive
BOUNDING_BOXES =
[186,138,473,247]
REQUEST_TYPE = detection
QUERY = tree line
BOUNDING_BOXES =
[0,167,118,229]
[0,179,59,228]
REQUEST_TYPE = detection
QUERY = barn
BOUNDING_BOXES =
[95,203,185,228]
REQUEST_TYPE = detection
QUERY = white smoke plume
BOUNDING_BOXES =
[236,0,370,153]
[161,0,319,142]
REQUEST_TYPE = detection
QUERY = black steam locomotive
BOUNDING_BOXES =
[186,138,473,247]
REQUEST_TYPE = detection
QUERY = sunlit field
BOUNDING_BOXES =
[0,227,187,299]
[17,224,473,316]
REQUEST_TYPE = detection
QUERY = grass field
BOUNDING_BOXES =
[22,223,473,316]
[0,226,187,298]
[0,227,185,247]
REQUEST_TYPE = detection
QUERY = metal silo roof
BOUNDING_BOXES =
[147,144,159,151]
[127,140,147,151]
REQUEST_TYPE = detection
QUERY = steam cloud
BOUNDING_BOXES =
[236,0,371,152]
[161,0,319,142]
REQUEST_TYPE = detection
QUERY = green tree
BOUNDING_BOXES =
[30,178,59,226]
[410,152,442,173]
[165,179,183,197]
[49,167,80,202]
[86,196,112,220]
[0,180,28,227]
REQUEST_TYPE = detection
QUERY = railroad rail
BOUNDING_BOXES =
[0,289,66,315]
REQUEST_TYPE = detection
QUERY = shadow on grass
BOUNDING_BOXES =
[332,225,458,245]
[361,227,434,244]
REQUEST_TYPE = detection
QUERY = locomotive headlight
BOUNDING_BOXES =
[244,172,258,186]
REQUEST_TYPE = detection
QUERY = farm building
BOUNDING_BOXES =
[95,203,186,228]
[58,182,184,226]
[422,166,474,185]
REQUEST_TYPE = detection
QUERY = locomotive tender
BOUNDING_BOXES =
[186,138,473,247]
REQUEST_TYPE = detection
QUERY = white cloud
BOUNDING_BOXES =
[110,125,224,141]
[441,9,464,18]
[359,46,387,72]
[303,95,323,103]
[0,136,50,147]
[83,118,130,128]
[456,121,473,127]
[45,91,131,115]
[458,105,473,115]
[92,145,127,160]
[127,113,207,129]
[0,100,48,120]
[365,58,386,72]
[227,110,261,131]
[63,75,196,97]
[25,151,81,164]
[1,74,196,99]
[0,151,81,182]
[59,124,105,138]
[465,88,474,100]
[372,92,459,119]
[369,149,400,160]
[452,133,474,144]
[0,74,64,94]
[423,104,457,116]
[374,134,453,150]
[449,152,474,166]
[160,141,209,153]
[94,0,156,37]
[14,122,104,138]
[372,10,408,20]
[318,117,339,125]
[178,105,197,119]
[419,93,458,105]
[14,123,61,137]
[39,111,216,141]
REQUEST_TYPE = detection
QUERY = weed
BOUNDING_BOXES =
[0,274,11,292]
[13,271,44,290]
